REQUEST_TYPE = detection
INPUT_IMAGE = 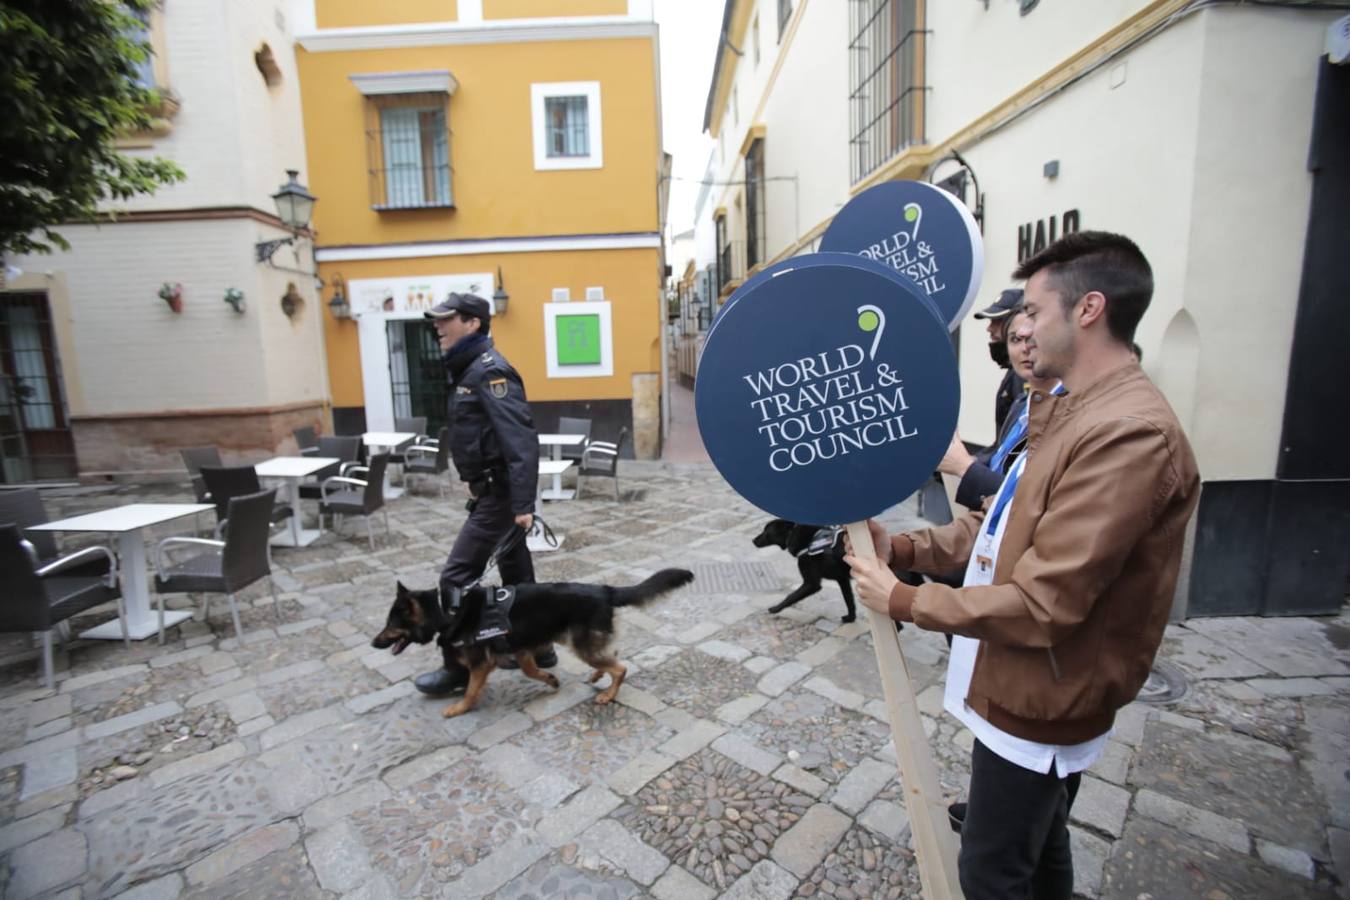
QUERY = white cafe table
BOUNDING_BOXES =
[30,503,214,641]
[538,433,586,500]
[362,432,417,499]
[255,455,339,548]
[527,460,573,552]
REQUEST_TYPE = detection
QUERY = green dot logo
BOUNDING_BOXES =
[857,310,880,332]
[904,206,919,222]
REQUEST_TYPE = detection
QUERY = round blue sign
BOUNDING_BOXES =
[708,252,945,342]
[820,180,983,331]
[696,255,960,526]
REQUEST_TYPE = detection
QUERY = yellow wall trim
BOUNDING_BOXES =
[738,124,766,158]
[706,0,759,138]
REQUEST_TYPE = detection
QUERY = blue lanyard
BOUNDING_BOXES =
[990,383,1064,473]
[988,408,1028,473]
[986,454,1026,536]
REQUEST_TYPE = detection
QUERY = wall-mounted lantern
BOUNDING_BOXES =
[327,273,351,320]
[255,170,317,264]
[492,266,509,316]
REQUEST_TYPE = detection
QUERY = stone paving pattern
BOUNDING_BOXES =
[0,462,1347,898]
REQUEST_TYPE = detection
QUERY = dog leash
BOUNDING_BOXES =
[469,515,558,588]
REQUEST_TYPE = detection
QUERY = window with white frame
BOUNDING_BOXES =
[351,71,458,210]
[378,103,452,208]
[531,82,603,170]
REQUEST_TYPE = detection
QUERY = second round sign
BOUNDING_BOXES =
[696,255,960,526]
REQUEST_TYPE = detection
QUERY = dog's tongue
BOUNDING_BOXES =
[392,638,410,656]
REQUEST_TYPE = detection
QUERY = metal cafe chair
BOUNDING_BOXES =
[319,453,390,550]
[0,523,127,688]
[153,488,281,642]
[577,427,630,502]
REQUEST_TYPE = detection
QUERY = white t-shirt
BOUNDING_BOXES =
[942,452,1109,778]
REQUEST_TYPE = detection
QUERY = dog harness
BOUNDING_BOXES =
[445,585,516,653]
[797,526,844,558]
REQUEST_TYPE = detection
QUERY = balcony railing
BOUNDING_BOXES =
[365,124,455,210]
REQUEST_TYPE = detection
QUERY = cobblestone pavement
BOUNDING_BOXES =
[1,463,1347,898]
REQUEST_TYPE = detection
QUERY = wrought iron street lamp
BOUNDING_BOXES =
[255,170,317,263]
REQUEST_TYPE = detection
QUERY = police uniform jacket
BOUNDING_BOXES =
[443,335,540,515]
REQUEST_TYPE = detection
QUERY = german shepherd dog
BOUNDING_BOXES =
[371,569,694,718]
[752,519,857,623]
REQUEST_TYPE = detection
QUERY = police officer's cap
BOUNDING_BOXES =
[425,292,491,321]
[972,288,1024,320]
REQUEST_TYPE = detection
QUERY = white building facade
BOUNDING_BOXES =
[1,0,327,482]
[699,0,1350,617]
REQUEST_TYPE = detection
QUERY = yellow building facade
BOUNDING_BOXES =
[295,0,666,456]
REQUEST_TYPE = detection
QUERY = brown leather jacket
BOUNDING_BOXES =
[901,363,1200,744]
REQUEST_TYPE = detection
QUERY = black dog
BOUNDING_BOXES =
[371,569,694,718]
[753,519,858,623]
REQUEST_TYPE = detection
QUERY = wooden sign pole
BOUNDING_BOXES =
[846,521,964,900]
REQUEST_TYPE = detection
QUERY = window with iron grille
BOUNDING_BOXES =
[545,96,589,157]
[848,0,927,184]
[778,0,792,41]
[715,214,729,292]
[745,139,766,269]
[532,81,603,170]
[367,94,453,209]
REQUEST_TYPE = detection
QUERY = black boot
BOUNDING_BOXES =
[499,646,559,670]
[414,666,469,696]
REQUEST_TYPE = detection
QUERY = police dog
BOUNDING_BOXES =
[371,569,694,717]
[752,519,858,623]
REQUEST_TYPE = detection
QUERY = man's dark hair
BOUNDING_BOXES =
[460,311,490,336]
[1012,231,1153,345]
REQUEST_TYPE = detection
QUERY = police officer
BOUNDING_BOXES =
[972,287,1025,434]
[414,292,554,696]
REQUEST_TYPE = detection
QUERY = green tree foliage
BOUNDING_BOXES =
[0,0,185,256]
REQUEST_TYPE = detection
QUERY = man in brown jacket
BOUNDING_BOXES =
[847,231,1199,899]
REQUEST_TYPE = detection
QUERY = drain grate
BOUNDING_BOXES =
[689,562,786,594]
[1135,659,1189,705]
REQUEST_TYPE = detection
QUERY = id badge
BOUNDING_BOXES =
[969,532,998,587]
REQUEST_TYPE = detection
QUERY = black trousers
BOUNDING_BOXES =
[435,490,535,672]
[958,739,1082,900]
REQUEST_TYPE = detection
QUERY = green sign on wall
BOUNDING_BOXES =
[556,313,602,365]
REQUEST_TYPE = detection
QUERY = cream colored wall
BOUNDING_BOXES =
[229,0,315,214]
[752,0,850,260]
[116,0,309,212]
[951,14,1207,449]
[924,0,1155,146]
[1178,6,1334,481]
[11,220,267,414]
[253,239,329,409]
[118,0,244,210]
